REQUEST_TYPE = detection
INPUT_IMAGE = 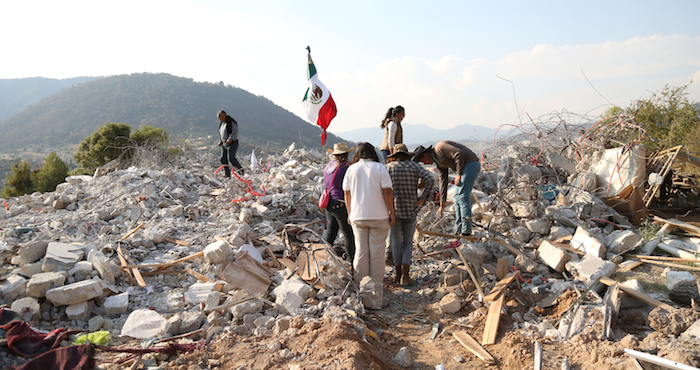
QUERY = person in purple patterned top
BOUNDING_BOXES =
[322,143,356,260]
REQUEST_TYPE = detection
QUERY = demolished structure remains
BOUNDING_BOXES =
[1,112,700,369]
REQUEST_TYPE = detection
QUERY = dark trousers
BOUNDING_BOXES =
[323,199,355,261]
[221,140,242,177]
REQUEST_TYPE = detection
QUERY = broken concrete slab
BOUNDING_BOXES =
[570,227,605,258]
[203,240,232,264]
[0,275,27,303]
[665,270,696,291]
[537,241,572,273]
[103,292,129,317]
[42,242,84,272]
[272,277,311,314]
[11,297,41,321]
[45,278,103,306]
[14,241,48,264]
[359,276,383,310]
[66,301,91,321]
[26,271,66,298]
[565,254,616,285]
[605,230,642,255]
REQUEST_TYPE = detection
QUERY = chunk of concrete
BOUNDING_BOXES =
[42,242,84,272]
[0,275,27,302]
[179,311,205,334]
[230,298,264,319]
[68,261,93,277]
[570,227,605,258]
[26,272,66,298]
[16,241,49,264]
[565,254,616,285]
[45,279,103,306]
[605,230,643,255]
[526,219,552,235]
[66,301,91,321]
[438,293,461,314]
[11,297,41,321]
[666,271,696,291]
[91,252,116,285]
[458,243,485,265]
[620,280,648,309]
[272,278,311,315]
[359,276,383,310]
[186,282,218,304]
[537,241,572,273]
[104,292,129,317]
[203,240,231,264]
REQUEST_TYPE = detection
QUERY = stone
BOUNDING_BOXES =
[525,219,552,235]
[121,309,167,339]
[536,241,572,273]
[68,261,93,277]
[665,271,696,291]
[42,242,84,272]
[103,292,129,316]
[45,279,103,306]
[92,252,116,285]
[66,301,91,321]
[458,243,485,264]
[230,298,264,319]
[0,275,27,302]
[274,316,291,334]
[243,313,263,330]
[438,293,461,314]
[359,276,382,310]
[11,297,41,321]
[605,230,642,255]
[88,315,105,331]
[511,201,538,219]
[392,347,412,368]
[254,315,275,329]
[165,313,181,335]
[16,241,49,264]
[14,262,43,278]
[620,280,647,308]
[26,272,66,298]
[272,278,311,315]
[565,254,616,285]
[203,240,231,264]
[549,226,573,240]
[179,311,205,334]
[510,226,531,243]
[290,315,305,329]
[514,255,538,274]
[570,227,605,258]
[648,307,700,336]
[186,282,218,304]
[670,281,700,306]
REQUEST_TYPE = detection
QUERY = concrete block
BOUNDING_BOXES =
[438,293,461,314]
[92,252,116,285]
[272,278,311,314]
[11,297,41,321]
[570,227,605,258]
[88,315,105,331]
[45,279,103,306]
[42,242,84,272]
[537,241,572,273]
[666,271,696,291]
[68,261,93,277]
[186,282,218,304]
[66,301,91,321]
[230,299,264,319]
[359,276,383,310]
[104,292,129,317]
[512,201,538,219]
[605,230,643,255]
[526,219,552,235]
[254,315,275,329]
[179,311,205,334]
[203,240,231,264]
[16,241,49,264]
[565,254,616,285]
[458,243,485,265]
[14,262,43,278]
[549,226,573,240]
[250,203,269,215]
[0,275,27,302]
[27,272,66,298]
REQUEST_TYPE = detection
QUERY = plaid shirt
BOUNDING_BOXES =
[386,160,435,219]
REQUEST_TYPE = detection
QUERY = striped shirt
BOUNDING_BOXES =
[386,160,435,219]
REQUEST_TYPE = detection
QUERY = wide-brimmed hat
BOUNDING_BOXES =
[387,143,413,158]
[326,142,355,155]
[412,145,433,162]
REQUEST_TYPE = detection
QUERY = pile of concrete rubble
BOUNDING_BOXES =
[0,126,699,368]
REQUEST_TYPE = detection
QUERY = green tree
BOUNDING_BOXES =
[2,161,33,197]
[130,125,169,148]
[73,122,131,173]
[32,153,69,193]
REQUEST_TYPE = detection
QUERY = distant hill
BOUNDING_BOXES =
[0,73,345,153]
[0,76,102,122]
[332,123,501,149]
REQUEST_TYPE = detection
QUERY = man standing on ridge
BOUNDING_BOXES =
[217,110,244,177]
[413,141,481,236]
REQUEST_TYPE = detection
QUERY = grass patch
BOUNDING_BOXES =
[637,217,661,242]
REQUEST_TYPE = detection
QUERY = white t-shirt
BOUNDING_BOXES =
[342,159,393,221]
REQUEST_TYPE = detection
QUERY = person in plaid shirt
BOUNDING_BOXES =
[386,144,434,285]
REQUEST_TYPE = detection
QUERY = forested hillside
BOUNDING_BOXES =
[0,73,344,152]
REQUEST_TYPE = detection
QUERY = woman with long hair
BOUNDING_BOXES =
[379,106,405,163]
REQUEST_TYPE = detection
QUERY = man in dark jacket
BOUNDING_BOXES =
[217,110,243,177]
[413,141,481,235]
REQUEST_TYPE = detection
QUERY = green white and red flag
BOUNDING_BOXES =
[302,47,337,146]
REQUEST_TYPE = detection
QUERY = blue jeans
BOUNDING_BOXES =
[453,161,481,235]
[391,217,416,265]
[380,150,391,164]
[323,199,355,261]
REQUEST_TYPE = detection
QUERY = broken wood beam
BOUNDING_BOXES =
[452,331,495,364]
[483,271,519,302]
[482,292,506,345]
[163,235,191,246]
[118,222,144,242]
[455,247,485,300]
[599,277,673,310]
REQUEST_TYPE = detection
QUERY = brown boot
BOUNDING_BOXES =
[394,264,403,283]
[400,264,414,286]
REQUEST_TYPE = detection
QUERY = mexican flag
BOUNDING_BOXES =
[302,48,337,146]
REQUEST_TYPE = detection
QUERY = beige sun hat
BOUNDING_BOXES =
[326,142,355,155]
[387,143,413,158]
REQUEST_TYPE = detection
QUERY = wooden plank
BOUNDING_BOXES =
[220,261,269,295]
[278,258,296,271]
[116,245,136,285]
[654,216,700,238]
[455,247,484,300]
[118,222,144,242]
[636,259,700,272]
[452,331,495,364]
[163,235,191,246]
[599,277,673,310]
[549,241,585,256]
[618,260,643,272]
[630,255,700,263]
[483,271,518,302]
[492,237,529,259]
[185,267,222,290]
[482,292,505,345]
[123,251,146,288]
[236,251,273,282]
[496,258,508,280]
[120,251,205,270]
[265,245,281,269]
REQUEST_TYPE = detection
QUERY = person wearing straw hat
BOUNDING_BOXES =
[322,142,356,261]
[413,141,481,236]
[386,144,435,285]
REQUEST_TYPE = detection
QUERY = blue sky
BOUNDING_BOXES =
[1,0,698,134]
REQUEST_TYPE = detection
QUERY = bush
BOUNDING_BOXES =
[73,123,131,174]
[32,153,69,193]
[130,125,169,148]
[2,161,33,197]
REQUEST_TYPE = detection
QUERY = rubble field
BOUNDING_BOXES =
[1,116,700,369]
